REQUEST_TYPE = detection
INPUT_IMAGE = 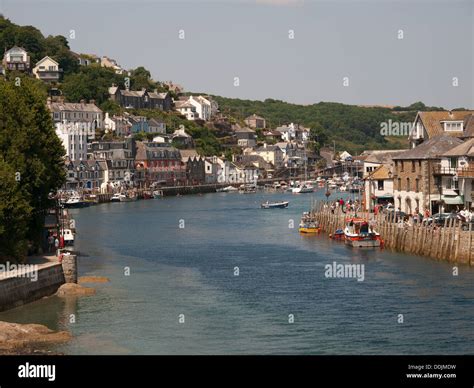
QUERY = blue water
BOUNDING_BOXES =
[1,190,473,354]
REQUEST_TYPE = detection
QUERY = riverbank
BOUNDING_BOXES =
[312,201,474,265]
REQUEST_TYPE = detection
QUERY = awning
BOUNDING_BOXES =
[441,195,464,205]
[377,194,394,199]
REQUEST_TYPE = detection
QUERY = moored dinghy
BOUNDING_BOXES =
[261,201,289,209]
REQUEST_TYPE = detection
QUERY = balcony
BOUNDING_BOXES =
[432,165,474,178]
[432,166,456,175]
[457,167,474,178]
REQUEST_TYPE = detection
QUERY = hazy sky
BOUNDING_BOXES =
[1,0,473,108]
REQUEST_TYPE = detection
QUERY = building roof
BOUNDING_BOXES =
[363,149,409,164]
[34,56,59,67]
[148,118,165,126]
[234,127,255,133]
[180,149,200,162]
[415,111,474,138]
[442,138,474,157]
[49,101,102,113]
[393,136,463,160]
[365,165,392,180]
[246,114,265,120]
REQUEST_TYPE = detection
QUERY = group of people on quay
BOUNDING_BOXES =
[323,197,474,230]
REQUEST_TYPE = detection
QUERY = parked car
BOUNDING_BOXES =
[423,212,456,226]
[385,209,406,222]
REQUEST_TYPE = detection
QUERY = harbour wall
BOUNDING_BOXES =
[0,255,77,312]
[313,202,474,265]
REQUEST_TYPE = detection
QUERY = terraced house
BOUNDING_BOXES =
[438,138,474,211]
[409,110,474,148]
[109,86,172,111]
[134,142,186,187]
[392,136,463,215]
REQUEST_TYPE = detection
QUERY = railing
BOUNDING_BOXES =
[457,167,474,178]
[432,165,474,178]
[432,166,456,175]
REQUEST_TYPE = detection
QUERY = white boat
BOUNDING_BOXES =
[344,218,381,248]
[61,228,75,246]
[120,193,137,202]
[62,196,89,208]
[261,201,289,209]
[110,193,124,202]
[217,185,238,193]
[292,184,314,193]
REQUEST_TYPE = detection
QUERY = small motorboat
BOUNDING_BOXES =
[344,218,382,247]
[61,228,75,246]
[120,192,137,202]
[261,201,289,209]
[329,229,345,240]
[217,185,238,193]
[62,195,89,208]
[292,183,314,193]
[110,193,124,202]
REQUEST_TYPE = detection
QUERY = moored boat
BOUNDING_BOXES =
[62,195,90,208]
[120,192,137,202]
[261,201,289,209]
[298,211,320,233]
[299,221,320,233]
[110,193,124,202]
[343,218,381,247]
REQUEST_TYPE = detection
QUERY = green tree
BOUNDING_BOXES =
[0,77,65,261]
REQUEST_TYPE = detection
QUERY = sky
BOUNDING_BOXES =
[1,0,473,109]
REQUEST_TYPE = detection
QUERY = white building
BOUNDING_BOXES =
[55,122,89,161]
[48,99,103,140]
[175,101,198,120]
[104,113,132,137]
[32,56,61,83]
[177,95,213,121]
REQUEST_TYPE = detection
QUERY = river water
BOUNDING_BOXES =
[1,190,473,354]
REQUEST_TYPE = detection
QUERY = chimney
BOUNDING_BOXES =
[80,99,86,104]
[89,99,95,105]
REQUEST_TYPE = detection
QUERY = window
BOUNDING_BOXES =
[415,178,419,192]
[444,121,463,132]
[450,157,457,169]
[411,161,416,172]
[400,161,404,172]
[397,178,401,190]
[377,180,384,191]
[406,177,410,191]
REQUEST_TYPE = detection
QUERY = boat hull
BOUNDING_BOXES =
[261,202,289,209]
[299,227,320,234]
[344,237,381,247]
[63,201,89,209]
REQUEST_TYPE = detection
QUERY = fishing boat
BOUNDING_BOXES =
[343,218,381,247]
[299,220,320,233]
[62,195,90,208]
[261,201,289,209]
[298,211,320,233]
